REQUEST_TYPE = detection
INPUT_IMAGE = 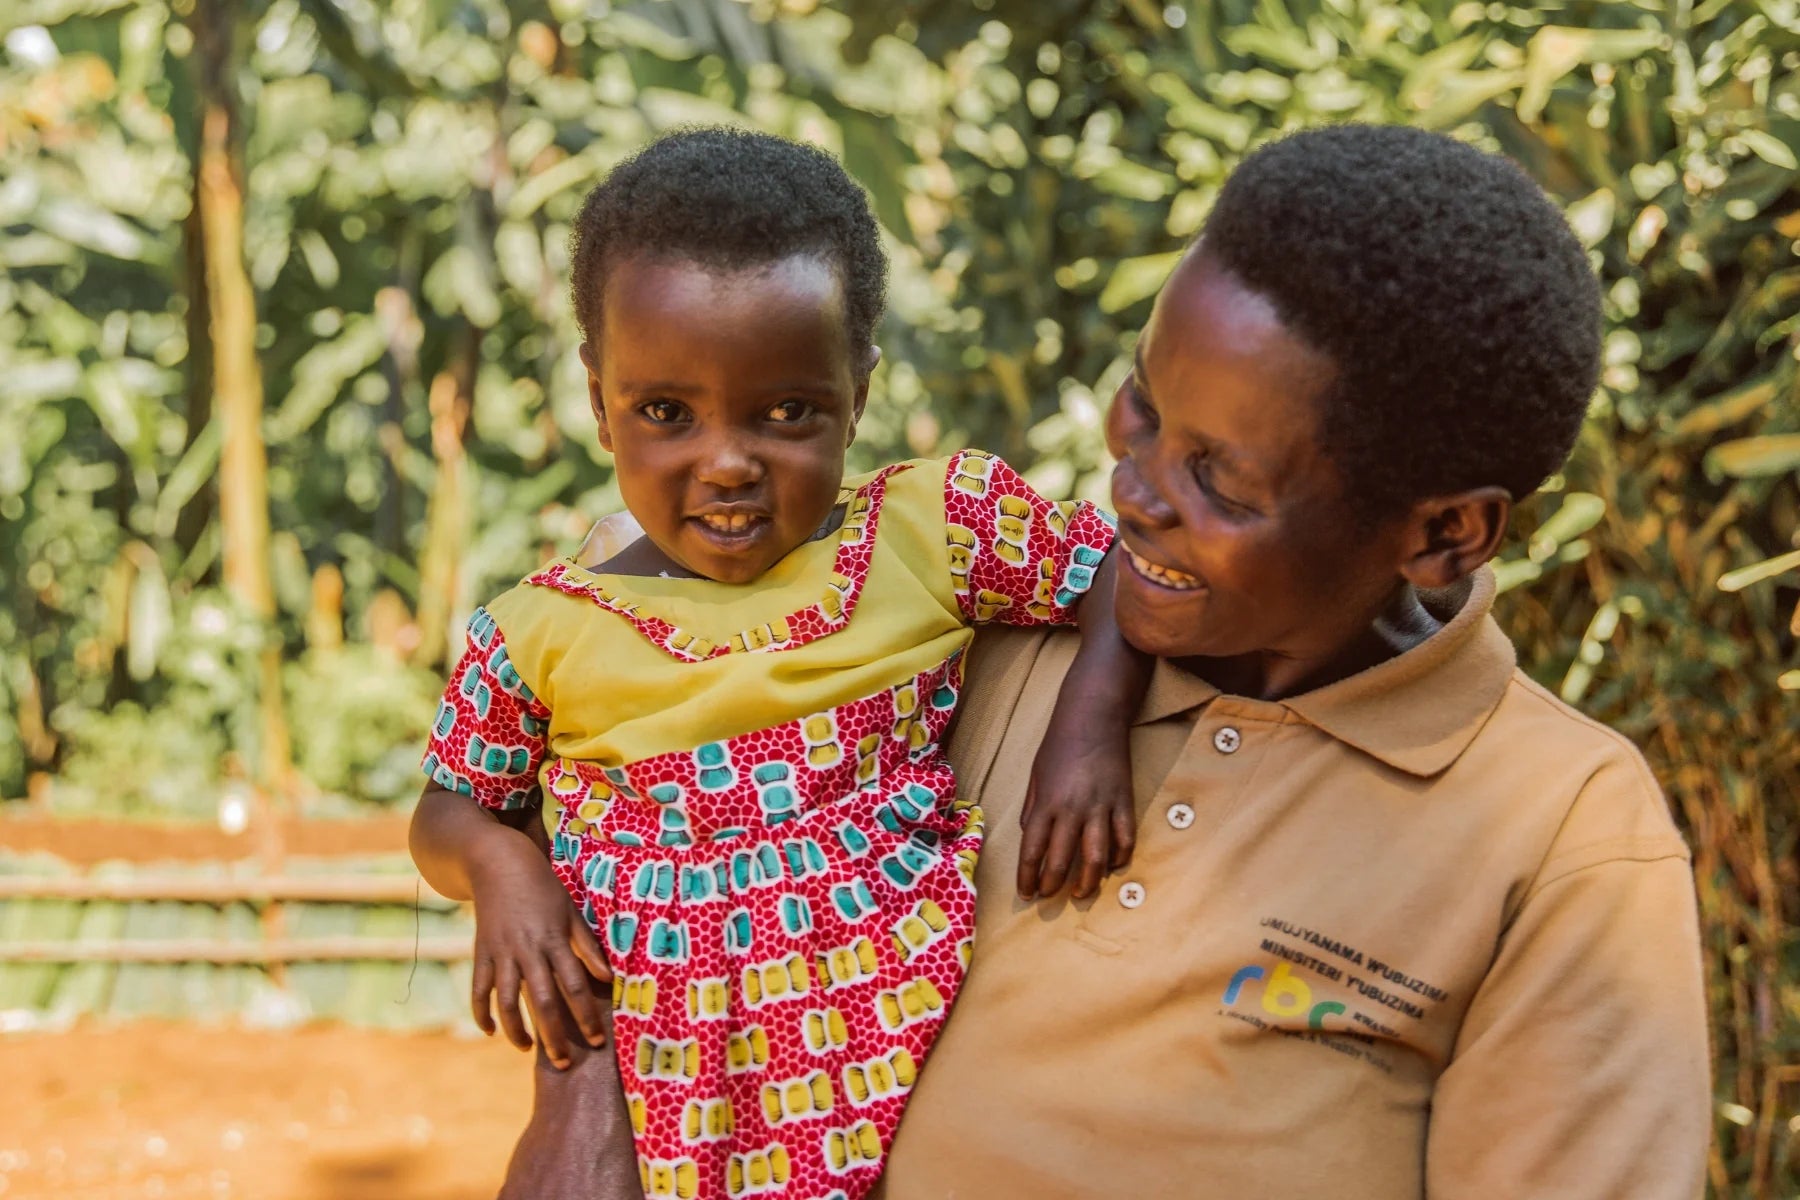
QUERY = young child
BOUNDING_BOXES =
[410,127,1147,1200]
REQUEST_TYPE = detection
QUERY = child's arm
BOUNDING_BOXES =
[1016,548,1151,901]
[410,788,612,1069]
[414,606,612,1068]
[941,450,1151,902]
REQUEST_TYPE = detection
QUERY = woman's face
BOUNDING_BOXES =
[1106,249,1409,670]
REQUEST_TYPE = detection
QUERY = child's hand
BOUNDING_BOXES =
[1018,717,1137,902]
[468,840,614,1069]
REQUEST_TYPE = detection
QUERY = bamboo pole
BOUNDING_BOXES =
[0,876,460,907]
[0,937,472,964]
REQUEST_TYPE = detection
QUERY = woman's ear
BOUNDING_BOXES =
[579,341,614,453]
[1398,486,1512,590]
[848,345,881,448]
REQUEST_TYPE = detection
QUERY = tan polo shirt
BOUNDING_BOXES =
[881,567,1709,1199]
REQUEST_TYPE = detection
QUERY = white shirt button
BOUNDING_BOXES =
[1166,803,1196,830]
[1117,881,1146,909]
[1213,726,1242,754]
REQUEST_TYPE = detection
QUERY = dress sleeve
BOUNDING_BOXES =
[941,449,1117,627]
[420,606,551,811]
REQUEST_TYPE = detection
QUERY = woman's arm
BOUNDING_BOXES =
[499,1001,646,1200]
[1423,763,1710,1198]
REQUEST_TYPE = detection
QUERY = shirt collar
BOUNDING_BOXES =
[1132,566,1515,778]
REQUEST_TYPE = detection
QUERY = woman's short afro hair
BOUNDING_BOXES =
[569,126,887,355]
[1201,124,1601,518]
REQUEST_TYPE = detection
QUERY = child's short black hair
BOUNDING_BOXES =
[569,126,887,356]
[1202,124,1601,519]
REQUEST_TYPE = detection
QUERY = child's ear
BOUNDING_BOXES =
[1397,486,1511,590]
[847,345,881,448]
[579,341,614,453]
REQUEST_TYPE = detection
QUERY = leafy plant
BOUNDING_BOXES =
[0,0,1794,1191]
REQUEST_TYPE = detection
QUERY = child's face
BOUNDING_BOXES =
[582,253,871,585]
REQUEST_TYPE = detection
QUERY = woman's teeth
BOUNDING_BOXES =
[1127,548,1201,590]
[700,514,758,532]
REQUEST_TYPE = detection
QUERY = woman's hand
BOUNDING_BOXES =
[1018,712,1137,901]
[467,837,614,1069]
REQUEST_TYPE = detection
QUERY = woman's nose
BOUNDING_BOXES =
[1110,451,1177,532]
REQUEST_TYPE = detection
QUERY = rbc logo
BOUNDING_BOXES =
[1223,962,1346,1031]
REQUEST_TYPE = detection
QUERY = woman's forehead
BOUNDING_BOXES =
[1148,251,1334,379]
[1140,252,1338,475]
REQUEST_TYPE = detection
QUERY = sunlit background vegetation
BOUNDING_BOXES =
[1,0,1796,1192]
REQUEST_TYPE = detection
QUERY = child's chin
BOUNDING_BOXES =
[683,541,790,585]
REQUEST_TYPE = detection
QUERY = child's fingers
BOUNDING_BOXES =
[1017,779,1038,831]
[1017,806,1052,899]
[492,959,534,1053]
[550,943,609,1049]
[568,921,613,984]
[1110,802,1137,868]
[1036,817,1079,898]
[469,954,496,1035]
[521,957,574,1068]
[1072,816,1111,900]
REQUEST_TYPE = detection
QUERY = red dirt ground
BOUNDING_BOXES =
[1,1023,534,1199]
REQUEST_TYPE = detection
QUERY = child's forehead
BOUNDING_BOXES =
[595,253,859,384]
[599,253,853,346]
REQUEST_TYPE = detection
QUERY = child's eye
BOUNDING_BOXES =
[641,400,687,424]
[768,400,813,423]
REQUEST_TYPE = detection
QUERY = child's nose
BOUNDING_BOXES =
[693,434,764,490]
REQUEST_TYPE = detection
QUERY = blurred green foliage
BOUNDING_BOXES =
[1,0,1797,1191]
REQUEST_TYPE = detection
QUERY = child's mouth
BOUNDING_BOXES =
[691,511,770,549]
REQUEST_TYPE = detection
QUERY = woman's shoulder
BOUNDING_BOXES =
[1488,670,1686,874]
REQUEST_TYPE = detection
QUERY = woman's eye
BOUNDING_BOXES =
[642,400,686,423]
[1192,464,1250,516]
[1129,379,1159,429]
[768,400,812,423]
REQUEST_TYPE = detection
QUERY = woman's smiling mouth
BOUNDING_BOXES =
[1125,545,1203,591]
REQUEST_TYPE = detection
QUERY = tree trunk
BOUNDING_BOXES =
[412,329,478,668]
[190,0,291,819]
[174,188,216,564]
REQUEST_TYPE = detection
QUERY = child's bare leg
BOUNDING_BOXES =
[499,988,643,1200]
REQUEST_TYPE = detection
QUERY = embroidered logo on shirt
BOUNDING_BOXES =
[1218,916,1454,1074]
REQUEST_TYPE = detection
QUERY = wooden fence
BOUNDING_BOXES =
[0,813,478,1026]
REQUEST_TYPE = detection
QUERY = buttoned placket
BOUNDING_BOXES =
[1101,700,1282,924]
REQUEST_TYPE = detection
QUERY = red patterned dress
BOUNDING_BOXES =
[422,451,1115,1200]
